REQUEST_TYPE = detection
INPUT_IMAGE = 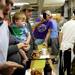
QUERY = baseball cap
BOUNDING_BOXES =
[20,4,33,11]
[45,10,52,16]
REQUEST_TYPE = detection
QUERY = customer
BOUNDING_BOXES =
[10,11,31,64]
[45,10,59,57]
[70,9,75,75]
[59,9,75,75]
[0,4,9,64]
[33,11,53,46]
[0,4,23,75]
[59,13,67,30]
[20,4,34,59]
[2,0,27,75]
[11,11,31,45]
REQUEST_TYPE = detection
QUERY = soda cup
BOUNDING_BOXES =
[42,48,47,55]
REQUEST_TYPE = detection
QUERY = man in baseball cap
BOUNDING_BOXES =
[20,4,34,73]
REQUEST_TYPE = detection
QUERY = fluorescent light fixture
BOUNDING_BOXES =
[52,14,56,16]
[13,3,29,6]
[11,12,16,15]
[43,0,65,7]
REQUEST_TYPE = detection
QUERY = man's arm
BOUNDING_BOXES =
[34,22,41,28]
[34,19,45,28]
[25,32,31,44]
[59,23,64,46]
[44,29,51,44]
[8,43,26,56]
[0,63,5,70]
[44,21,53,45]
[0,61,23,75]
[59,31,63,46]
[8,45,19,55]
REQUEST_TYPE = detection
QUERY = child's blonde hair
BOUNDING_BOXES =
[13,11,26,22]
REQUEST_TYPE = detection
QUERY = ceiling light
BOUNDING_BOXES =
[13,3,29,6]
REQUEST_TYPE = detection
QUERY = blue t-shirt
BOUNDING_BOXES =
[50,19,58,38]
[33,20,53,39]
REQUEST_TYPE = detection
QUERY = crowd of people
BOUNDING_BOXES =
[0,0,75,75]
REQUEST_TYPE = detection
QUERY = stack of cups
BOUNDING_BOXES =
[42,48,47,55]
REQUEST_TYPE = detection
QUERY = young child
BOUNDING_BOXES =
[10,12,31,64]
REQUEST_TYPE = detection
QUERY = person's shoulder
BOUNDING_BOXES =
[63,19,74,26]
[3,20,8,26]
[66,19,75,23]
[48,20,52,22]
[63,20,70,25]
[1,20,8,29]
[47,20,53,24]
[62,19,74,29]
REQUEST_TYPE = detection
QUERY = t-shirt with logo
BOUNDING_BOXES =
[33,20,53,39]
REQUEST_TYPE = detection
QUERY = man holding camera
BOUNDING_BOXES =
[33,11,53,46]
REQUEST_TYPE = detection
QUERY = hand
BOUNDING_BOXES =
[40,18,46,23]
[2,61,23,75]
[17,43,25,49]
[22,58,28,65]
[22,44,30,51]
[43,41,47,47]
[4,61,24,69]
[25,41,29,45]
[32,51,40,59]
